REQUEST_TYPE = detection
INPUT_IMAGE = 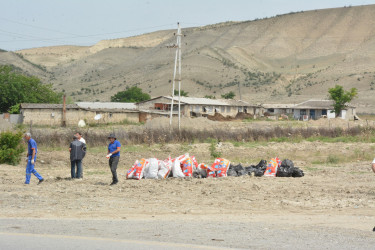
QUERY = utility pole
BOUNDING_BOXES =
[62,95,66,127]
[238,81,242,100]
[169,22,182,131]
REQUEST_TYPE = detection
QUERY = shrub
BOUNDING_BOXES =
[206,138,222,159]
[0,131,25,165]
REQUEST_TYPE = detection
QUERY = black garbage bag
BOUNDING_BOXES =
[233,164,244,173]
[276,167,293,177]
[227,168,238,177]
[200,170,207,178]
[244,166,255,175]
[255,160,267,169]
[281,159,294,169]
[193,171,200,178]
[237,169,247,176]
[254,168,265,177]
[292,167,304,177]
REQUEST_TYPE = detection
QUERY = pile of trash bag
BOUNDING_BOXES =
[126,154,304,180]
[227,158,304,178]
[126,154,231,180]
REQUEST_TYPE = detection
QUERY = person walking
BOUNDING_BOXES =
[69,136,86,179]
[24,132,44,184]
[106,133,121,185]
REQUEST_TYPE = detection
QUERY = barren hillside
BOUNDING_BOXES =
[1,5,375,112]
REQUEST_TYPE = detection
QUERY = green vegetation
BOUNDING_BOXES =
[205,138,222,159]
[328,85,357,117]
[0,65,62,113]
[204,95,216,99]
[110,86,150,103]
[0,131,25,165]
[221,91,235,99]
[174,89,189,97]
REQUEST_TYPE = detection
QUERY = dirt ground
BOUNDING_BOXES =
[1,139,375,248]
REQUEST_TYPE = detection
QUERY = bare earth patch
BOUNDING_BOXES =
[1,140,375,248]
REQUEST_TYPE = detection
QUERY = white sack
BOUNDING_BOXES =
[157,160,171,179]
[172,159,185,178]
[144,158,159,179]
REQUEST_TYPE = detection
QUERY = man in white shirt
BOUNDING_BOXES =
[372,158,375,173]
[75,132,86,144]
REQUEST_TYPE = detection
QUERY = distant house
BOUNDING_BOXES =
[137,96,262,119]
[263,99,356,120]
[262,104,295,116]
[20,102,138,126]
[292,100,356,120]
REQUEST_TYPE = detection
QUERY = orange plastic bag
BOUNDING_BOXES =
[181,157,193,177]
[264,157,281,177]
[209,158,231,177]
[126,158,148,180]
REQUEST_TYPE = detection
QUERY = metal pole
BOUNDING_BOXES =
[62,95,66,127]
[177,23,182,131]
[169,29,179,127]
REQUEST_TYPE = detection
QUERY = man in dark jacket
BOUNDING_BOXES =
[69,136,86,179]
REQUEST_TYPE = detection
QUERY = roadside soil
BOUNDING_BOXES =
[1,141,375,232]
[2,117,375,248]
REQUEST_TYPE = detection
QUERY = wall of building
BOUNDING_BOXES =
[293,109,352,120]
[186,104,255,117]
[138,97,171,110]
[139,97,258,118]
[22,108,139,126]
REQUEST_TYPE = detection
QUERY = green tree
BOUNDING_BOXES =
[328,85,357,117]
[174,89,188,97]
[110,86,151,102]
[221,91,236,99]
[0,65,61,113]
[0,131,25,165]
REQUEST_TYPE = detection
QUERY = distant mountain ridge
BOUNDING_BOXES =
[1,4,374,113]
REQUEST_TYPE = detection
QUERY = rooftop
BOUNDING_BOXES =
[139,96,255,106]
[76,102,137,110]
[21,103,78,109]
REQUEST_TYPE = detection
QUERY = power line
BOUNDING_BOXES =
[0,17,79,36]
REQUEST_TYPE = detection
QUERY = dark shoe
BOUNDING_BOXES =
[110,181,118,185]
[38,179,44,185]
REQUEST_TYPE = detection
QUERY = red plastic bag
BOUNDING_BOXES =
[126,158,148,180]
[264,157,281,177]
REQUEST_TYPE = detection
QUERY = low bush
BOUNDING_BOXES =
[0,131,25,165]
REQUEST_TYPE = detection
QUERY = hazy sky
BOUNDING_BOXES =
[1,0,374,51]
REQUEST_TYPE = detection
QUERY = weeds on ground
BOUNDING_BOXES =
[205,138,222,159]
[29,124,375,147]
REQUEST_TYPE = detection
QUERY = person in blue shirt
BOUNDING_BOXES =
[24,132,44,184]
[106,133,121,185]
